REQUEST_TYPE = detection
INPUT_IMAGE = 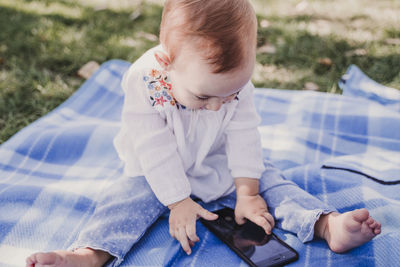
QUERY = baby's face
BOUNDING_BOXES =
[167,45,255,111]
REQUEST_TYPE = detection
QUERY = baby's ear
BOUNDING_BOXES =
[154,51,171,70]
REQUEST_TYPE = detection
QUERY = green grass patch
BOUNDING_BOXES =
[0,0,399,144]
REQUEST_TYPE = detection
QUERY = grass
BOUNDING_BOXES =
[0,0,399,144]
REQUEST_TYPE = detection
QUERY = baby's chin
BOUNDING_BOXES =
[194,107,210,111]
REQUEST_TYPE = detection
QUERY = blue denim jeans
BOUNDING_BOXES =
[71,163,336,267]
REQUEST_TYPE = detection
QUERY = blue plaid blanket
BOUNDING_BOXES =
[0,60,399,266]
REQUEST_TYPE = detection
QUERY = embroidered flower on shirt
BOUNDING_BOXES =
[150,69,161,78]
[155,96,168,106]
[144,69,186,110]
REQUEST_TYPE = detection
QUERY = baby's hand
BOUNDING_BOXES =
[235,194,275,235]
[168,197,218,255]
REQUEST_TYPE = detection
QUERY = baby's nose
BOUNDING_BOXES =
[205,98,223,111]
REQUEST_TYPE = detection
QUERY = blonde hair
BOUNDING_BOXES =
[160,0,257,73]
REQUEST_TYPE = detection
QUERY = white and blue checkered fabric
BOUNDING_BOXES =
[0,60,399,266]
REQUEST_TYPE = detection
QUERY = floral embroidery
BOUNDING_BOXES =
[150,69,161,78]
[155,96,167,106]
[143,69,186,110]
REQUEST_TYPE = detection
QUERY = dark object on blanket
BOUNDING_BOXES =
[200,208,299,267]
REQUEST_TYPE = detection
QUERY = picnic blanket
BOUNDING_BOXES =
[0,60,399,267]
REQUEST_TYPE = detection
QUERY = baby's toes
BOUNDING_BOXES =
[365,217,374,225]
[371,221,381,234]
[374,227,381,235]
[361,222,375,236]
[367,220,378,228]
[26,254,38,265]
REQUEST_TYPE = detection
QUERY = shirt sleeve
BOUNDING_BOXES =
[225,81,265,179]
[119,67,191,206]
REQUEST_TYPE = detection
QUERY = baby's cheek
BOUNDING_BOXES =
[173,93,199,109]
[170,88,184,103]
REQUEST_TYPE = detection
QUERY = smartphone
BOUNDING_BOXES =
[200,208,298,267]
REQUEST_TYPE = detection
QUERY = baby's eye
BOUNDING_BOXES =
[196,95,209,101]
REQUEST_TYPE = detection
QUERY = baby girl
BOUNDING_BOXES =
[26,0,381,266]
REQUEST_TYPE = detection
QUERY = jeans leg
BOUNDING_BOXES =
[218,162,336,243]
[69,175,167,267]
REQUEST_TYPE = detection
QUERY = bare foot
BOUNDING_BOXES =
[315,208,381,253]
[25,248,111,267]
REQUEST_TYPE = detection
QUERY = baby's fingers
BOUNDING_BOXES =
[264,212,275,229]
[176,227,192,255]
[186,222,200,242]
[198,208,218,221]
[235,212,246,225]
[254,216,273,235]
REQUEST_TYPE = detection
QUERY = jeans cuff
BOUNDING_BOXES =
[68,241,124,267]
[297,208,336,243]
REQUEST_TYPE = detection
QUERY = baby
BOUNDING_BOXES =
[26,0,381,266]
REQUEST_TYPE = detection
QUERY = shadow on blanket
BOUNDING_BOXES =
[0,60,399,266]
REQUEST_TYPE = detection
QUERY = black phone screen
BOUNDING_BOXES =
[200,208,298,267]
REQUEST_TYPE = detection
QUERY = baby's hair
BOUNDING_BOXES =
[160,0,257,73]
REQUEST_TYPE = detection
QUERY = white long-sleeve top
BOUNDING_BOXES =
[113,45,265,206]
